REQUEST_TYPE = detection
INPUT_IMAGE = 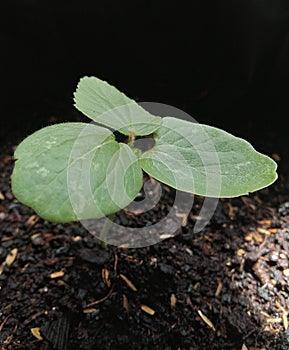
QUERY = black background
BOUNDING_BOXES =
[1,0,289,151]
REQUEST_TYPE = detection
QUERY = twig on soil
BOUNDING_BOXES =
[24,311,45,325]
[141,304,155,316]
[86,285,115,308]
[26,214,40,230]
[0,315,12,332]
[276,301,288,330]
[119,274,137,292]
[215,279,223,297]
[197,310,216,332]
[113,250,118,273]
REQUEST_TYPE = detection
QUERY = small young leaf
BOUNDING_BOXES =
[140,117,277,197]
[12,123,142,222]
[74,76,162,136]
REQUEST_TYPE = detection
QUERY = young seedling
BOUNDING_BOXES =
[11,76,277,245]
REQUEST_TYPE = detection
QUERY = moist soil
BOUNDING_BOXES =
[1,125,289,350]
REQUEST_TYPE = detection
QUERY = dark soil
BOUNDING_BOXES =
[1,130,289,350]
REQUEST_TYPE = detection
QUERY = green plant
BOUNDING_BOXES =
[11,76,277,225]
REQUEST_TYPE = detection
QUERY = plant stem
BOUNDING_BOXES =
[99,214,114,249]
[127,130,136,146]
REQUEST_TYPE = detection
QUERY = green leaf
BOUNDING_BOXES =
[11,123,143,222]
[74,76,162,136]
[140,117,277,197]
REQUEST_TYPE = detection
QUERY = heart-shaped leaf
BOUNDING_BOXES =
[140,117,277,197]
[74,76,162,136]
[12,123,142,222]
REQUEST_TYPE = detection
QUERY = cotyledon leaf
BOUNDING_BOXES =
[74,76,162,136]
[140,117,278,197]
[11,123,143,222]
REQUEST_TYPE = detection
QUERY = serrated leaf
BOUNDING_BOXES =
[12,123,142,222]
[140,117,277,197]
[74,76,162,136]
